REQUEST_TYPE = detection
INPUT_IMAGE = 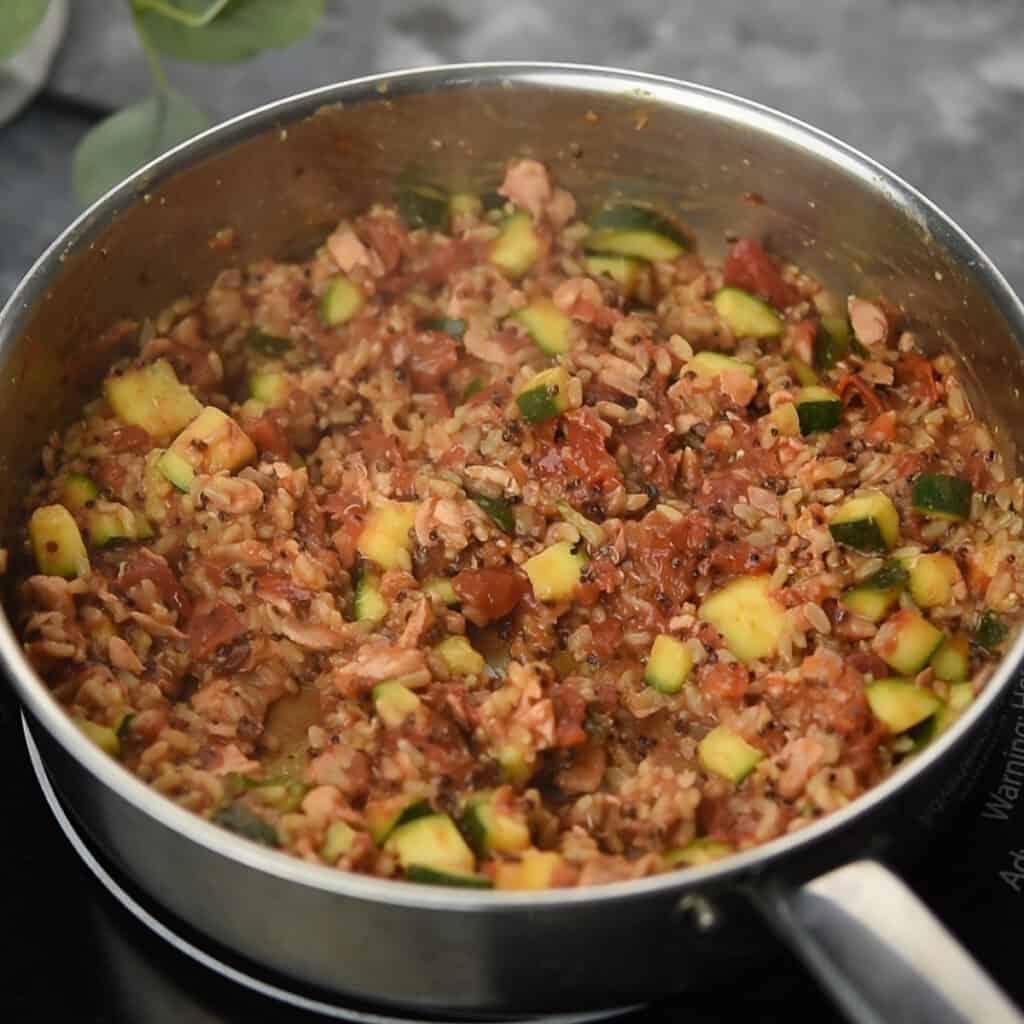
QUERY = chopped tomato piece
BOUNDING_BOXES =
[107,425,152,453]
[244,413,291,459]
[359,215,406,273]
[698,661,750,706]
[189,600,246,660]
[118,550,192,620]
[895,353,939,403]
[562,409,622,490]
[723,238,800,310]
[551,682,588,748]
[408,330,458,391]
[452,568,528,625]
[837,372,886,418]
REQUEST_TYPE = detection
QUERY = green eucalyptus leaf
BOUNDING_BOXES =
[136,0,326,64]
[0,0,50,60]
[72,91,209,204]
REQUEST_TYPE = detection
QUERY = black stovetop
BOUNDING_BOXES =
[2,675,1023,1024]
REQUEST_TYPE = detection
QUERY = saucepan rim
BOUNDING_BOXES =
[3,60,1023,912]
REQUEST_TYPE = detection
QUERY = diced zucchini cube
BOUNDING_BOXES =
[926,681,976,741]
[795,386,842,435]
[911,473,972,522]
[828,491,899,552]
[104,359,202,440]
[840,587,898,624]
[873,609,944,675]
[59,473,99,511]
[840,560,907,624]
[698,725,764,783]
[524,541,585,603]
[516,365,572,422]
[29,505,90,579]
[164,406,256,485]
[357,500,419,572]
[496,744,533,784]
[85,502,138,547]
[249,371,289,407]
[354,571,388,623]
[320,820,357,862]
[949,681,975,713]
[512,298,572,356]
[585,254,645,295]
[435,635,486,677]
[143,449,175,520]
[712,287,783,339]
[584,205,687,261]
[908,553,959,609]
[423,577,459,606]
[931,633,970,682]
[494,849,568,891]
[157,449,196,493]
[644,634,694,694]
[320,274,365,326]
[365,796,433,846]
[664,838,734,868]
[461,791,531,856]
[489,211,540,276]
[699,575,787,663]
[687,351,756,379]
[75,718,120,756]
[866,679,942,733]
[372,681,422,728]
[386,813,476,876]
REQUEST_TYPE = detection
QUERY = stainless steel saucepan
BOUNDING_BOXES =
[2,63,1023,1024]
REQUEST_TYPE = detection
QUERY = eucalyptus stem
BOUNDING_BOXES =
[130,4,169,94]
[131,0,232,29]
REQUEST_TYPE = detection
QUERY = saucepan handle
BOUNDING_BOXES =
[756,859,1021,1024]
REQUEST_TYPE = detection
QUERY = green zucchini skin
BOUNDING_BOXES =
[246,329,292,356]
[828,519,887,553]
[404,865,493,888]
[319,276,365,327]
[839,560,908,623]
[398,184,450,231]
[912,473,973,521]
[712,287,783,339]
[866,679,942,733]
[516,387,561,422]
[795,386,842,434]
[211,803,280,848]
[975,610,1008,652]
[418,317,467,341]
[585,205,688,261]
[813,316,852,371]
[828,492,899,552]
[472,495,515,533]
[862,561,909,591]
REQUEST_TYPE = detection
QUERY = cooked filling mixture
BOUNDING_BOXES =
[16,159,1023,889]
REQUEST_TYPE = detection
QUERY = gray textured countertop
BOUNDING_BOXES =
[4,0,1024,298]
